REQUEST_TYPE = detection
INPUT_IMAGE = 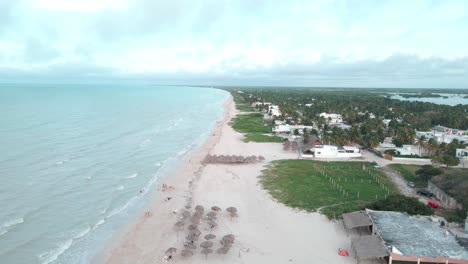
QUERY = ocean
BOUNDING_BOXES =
[0,84,228,264]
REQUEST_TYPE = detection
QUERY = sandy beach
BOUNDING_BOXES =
[100,95,355,264]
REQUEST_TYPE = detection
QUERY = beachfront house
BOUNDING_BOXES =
[395,144,427,156]
[273,124,314,134]
[302,144,362,159]
[319,112,343,124]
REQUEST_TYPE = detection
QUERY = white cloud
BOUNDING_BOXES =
[0,0,467,87]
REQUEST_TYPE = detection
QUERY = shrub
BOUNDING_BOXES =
[368,194,434,216]
[415,165,443,182]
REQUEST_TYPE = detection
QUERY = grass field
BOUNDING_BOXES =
[259,160,398,219]
[387,164,425,187]
[230,113,283,142]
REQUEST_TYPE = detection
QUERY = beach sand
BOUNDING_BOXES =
[100,95,355,264]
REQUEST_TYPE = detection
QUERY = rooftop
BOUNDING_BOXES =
[368,210,468,260]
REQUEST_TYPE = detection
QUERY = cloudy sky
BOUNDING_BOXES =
[1,0,467,88]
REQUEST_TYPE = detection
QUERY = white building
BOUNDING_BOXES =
[273,124,314,134]
[269,105,281,117]
[383,119,392,128]
[319,112,343,124]
[303,145,362,158]
[251,102,272,107]
[395,144,427,156]
[305,103,313,107]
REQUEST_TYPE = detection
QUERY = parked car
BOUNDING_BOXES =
[417,189,433,197]
[427,200,438,209]
[407,182,415,188]
[374,164,383,168]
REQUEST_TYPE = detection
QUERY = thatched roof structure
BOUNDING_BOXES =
[342,211,372,230]
[351,235,388,260]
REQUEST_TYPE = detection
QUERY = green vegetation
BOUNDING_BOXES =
[243,133,284,143]
[415,165,443,182]
[368,194,434,215]
[230,113,282,142]
[431,154,460,167]
[222,87,468,152]
[399,92,445,98]
[431,168,468,222]
[232,92,255,112]
[388,164,425,187]
[231,113,271,134]
[259,160,398,219]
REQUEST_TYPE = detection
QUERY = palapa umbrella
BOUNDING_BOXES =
[181,210,191,218]
[195,205,205,212]
[229,211,238,219]
[186,234,198,242]
[180,249,194,257]
[226,207,237,213]
[174,220,185,240]
[221,234,235,246]
[200,241,214,248]
[201,248,213,259]
[187,224,198,231]
[223,234,235,241]
[190,214,201,225]
[220,239,234,247]
[216,247,230,254]
[184,242,197,249]
[165,247,177,255]
[204,234,216,240]
[207,221,218,231]
[211,206,221,212]
[189,229,201,237]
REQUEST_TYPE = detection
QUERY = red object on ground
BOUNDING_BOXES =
[339,249,349,256]
[428,200,438,208]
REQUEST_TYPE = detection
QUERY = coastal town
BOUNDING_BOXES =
[226,88,468,264]
[103,88,468,264]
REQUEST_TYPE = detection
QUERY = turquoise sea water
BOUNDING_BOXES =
[0,84,228,264]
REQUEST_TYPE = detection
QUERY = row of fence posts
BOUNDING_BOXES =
[313,164,392,200]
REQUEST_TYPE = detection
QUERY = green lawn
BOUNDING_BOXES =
[231,113,272,133]
[259,160,398,219]
[243,133,284,143]
[236,103,255,112]
[388,164,425,187]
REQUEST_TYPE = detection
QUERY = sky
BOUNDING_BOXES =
[0,0,467,88]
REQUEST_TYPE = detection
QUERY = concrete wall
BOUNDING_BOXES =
[427,181,461,209]
[391,157,431,163]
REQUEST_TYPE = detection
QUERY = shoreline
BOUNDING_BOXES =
[96,95,234,263]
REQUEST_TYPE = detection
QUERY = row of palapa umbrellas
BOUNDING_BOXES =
[168,205,238,260]
[203,154,265,164]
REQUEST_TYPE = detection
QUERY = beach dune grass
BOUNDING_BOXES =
[259,160,398,218]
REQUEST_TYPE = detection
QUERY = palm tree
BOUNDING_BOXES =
[416,135,427,156]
